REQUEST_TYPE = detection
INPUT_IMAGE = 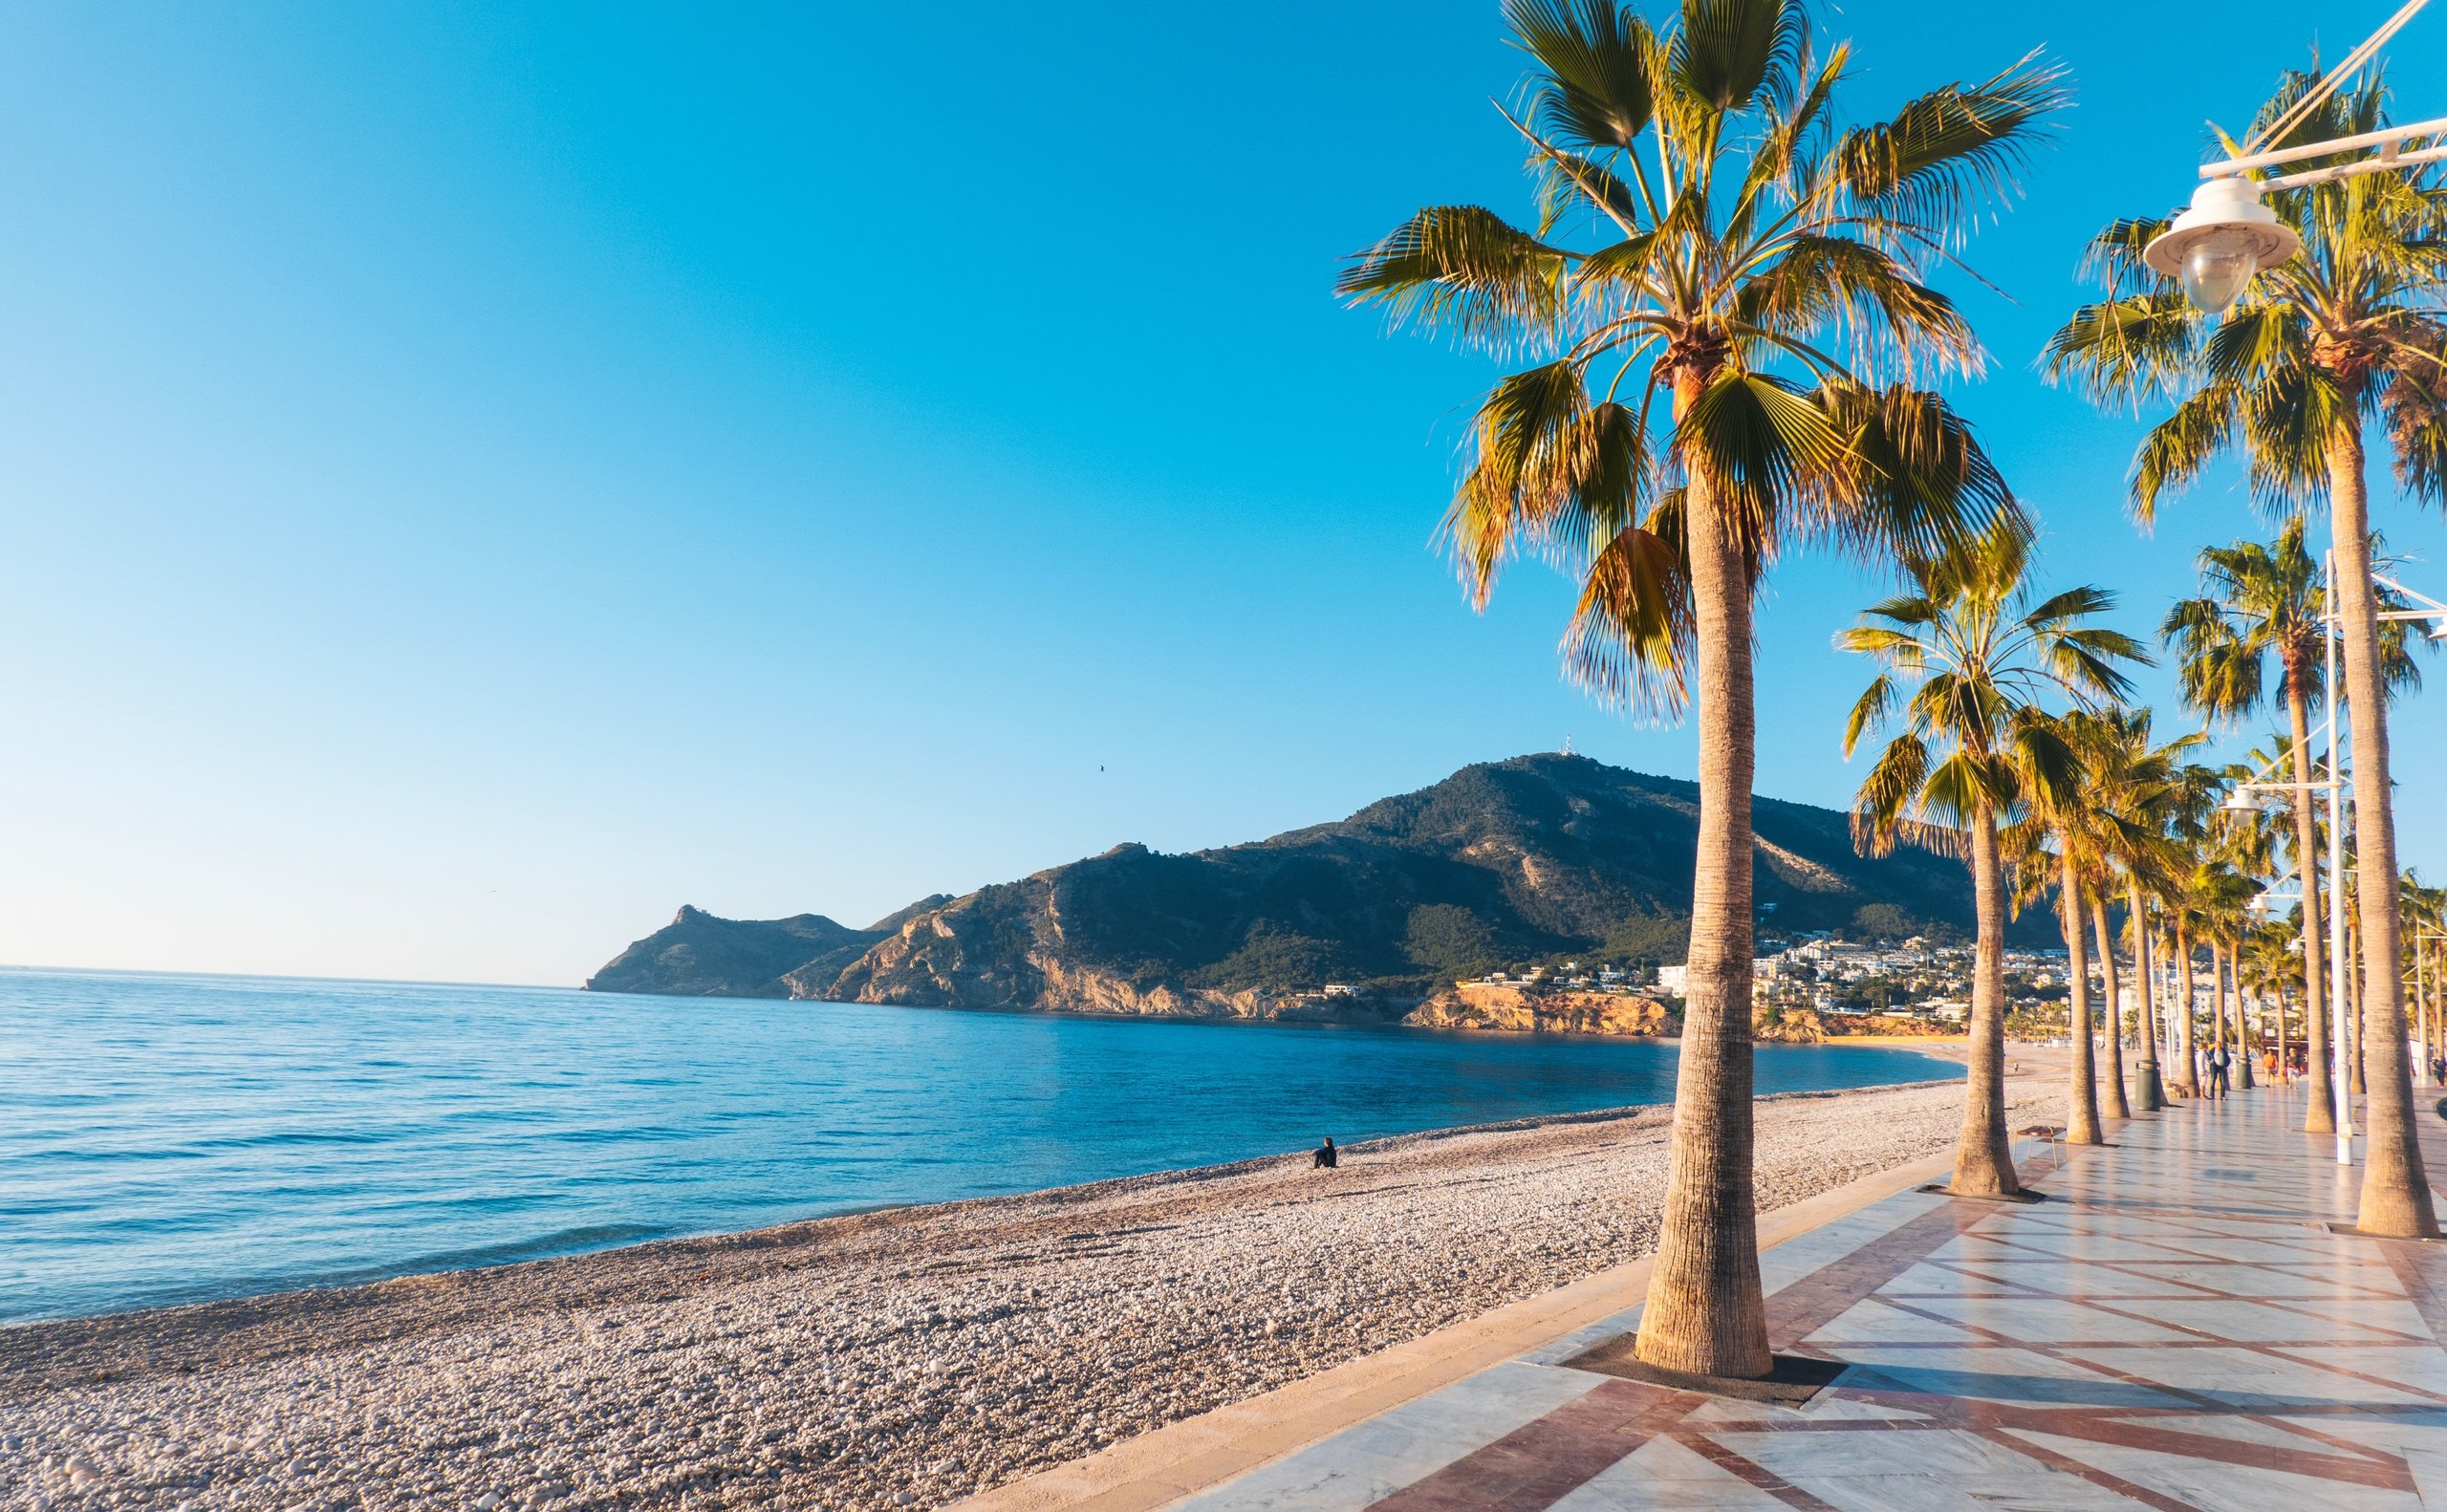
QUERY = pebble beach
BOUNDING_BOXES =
[2,1063,2048,1512]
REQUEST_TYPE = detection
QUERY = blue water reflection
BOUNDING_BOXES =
[0,967,1958,1321]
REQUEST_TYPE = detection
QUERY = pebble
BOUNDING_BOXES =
[0,1078,2024,1512]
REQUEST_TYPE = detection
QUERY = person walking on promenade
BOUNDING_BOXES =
[1311,1136,1337,1170]
[2208,1045,2232,1100]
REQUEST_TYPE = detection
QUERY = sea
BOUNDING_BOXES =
[0,966,1961,1324]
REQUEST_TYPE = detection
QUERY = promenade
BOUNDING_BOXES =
[983,1084,2447,1512]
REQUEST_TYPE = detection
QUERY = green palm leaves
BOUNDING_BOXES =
[2043,70,2447,522]
[1339,0,2062,710]
[1840,525,2148,853]
[2162,520,2327,727]
[1345,0,2066,1378]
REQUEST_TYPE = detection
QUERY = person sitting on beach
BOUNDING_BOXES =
[1312,1136,1337,1170]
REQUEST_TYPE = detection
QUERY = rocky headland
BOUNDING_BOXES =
[590,754,2025,1024]
[1403,983,1675,1035]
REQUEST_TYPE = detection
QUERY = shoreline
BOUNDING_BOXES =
[0,1072,1971,1350]
[4,1067,2044,1512]
[3,1042,1976,1336]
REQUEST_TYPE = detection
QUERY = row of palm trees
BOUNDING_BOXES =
[1343,0,2446,1382]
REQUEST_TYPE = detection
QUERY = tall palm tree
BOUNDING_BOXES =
[1842,524,2144,1194]
[2076,709,2195,1112]
[2408,874,2447,1077]
[2241,918,2303,1080]
[2209,785,2277,1090]
[2192,859,2258,1095]
[2166,527,2429,1129]
[2045,70,2447,1238]
[1341,0,2059,1377]
[2005,711,2146,1142]
[2160,763,2225,1096]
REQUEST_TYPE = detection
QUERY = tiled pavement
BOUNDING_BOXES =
[1172,1086,2447,1511]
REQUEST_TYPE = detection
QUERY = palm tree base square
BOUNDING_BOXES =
[1917,1183,2047,1204]
[1558,1339,1849,1403]
[2326,1222,2445,1242]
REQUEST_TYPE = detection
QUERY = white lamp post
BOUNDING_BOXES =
[2143,178,2301,313]
[2141,0,2446,315]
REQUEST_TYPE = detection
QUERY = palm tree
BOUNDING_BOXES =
[2045,70,2447,1238]
[1341,0,2059,1376]
[2075,709,2195,1112]
[2241,918,2303,1080]
[2165,526,2430,1129]
[1842,524,2144,1194]
[2209,783,2278,1090]
[2004,713,2140,1142]
[2160,762,2225,1096]
[2192,858,2259,1095]
[2408,874,2447,1077]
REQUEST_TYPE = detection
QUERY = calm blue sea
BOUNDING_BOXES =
[0,967,1960,1323]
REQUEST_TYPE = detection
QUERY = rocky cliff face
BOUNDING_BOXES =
[1751,1007,1962,1043]
[1404,984,1676,1036]
[589,896,955,998]
[591,753,2011,1021]
[585,907,882,998]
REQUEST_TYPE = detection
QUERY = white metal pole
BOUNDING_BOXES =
[2328,551,2354,1163]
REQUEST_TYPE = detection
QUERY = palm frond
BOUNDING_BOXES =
[1849,731,1928,856]
[1561,506,1693,717]
[1338,206,1567,350]
[1828,50,2068,230]
[1675,370,1844,564]
[2042,292,2199,411]
[1505,0,1659,152]
[1669,0,1803,114]
[2131,380,2243,522]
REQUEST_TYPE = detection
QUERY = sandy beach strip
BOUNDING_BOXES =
[2,1057,2050,1512]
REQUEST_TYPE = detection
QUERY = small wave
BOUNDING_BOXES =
[396,1223,673,1274]
[184,1129,397,1151]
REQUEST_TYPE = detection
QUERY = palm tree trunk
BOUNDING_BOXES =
[1635,378,1771,1377]
[2061,855,2103,1143]
[2286,674,2335,1134]
[2130,887,2164,1111]
[2171,924,2198,1095]
[2093,896,2130,1120]
[2277,983,2290,1084]
[2350,911,2368,1096]
[2411,937,2425,1082]
[2329,427,2437,1238]
[2211,940,2228,1095]
[2423,939,2436,1085]
[2228,944,2254,1090]
[1949,803,2020,1197]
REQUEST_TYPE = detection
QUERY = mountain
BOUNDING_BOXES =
[585,898,951,998]
[588,754,2015,1017]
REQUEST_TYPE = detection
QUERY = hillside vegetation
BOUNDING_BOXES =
[589,755,2011,1017]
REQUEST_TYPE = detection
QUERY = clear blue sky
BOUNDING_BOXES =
[1,2,2441,985]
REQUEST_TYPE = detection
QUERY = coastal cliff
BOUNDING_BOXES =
[1751,1006,1965,1043]
[1403,983,1675,1035]
[592,753,2015,1025]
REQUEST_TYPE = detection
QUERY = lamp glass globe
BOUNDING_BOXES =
[2181,233,2257,315]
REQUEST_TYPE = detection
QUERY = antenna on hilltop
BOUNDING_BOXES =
[1561,733,1574,756]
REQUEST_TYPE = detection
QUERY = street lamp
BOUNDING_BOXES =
[2143,178,2301,314]
[2145,0,2447,314]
